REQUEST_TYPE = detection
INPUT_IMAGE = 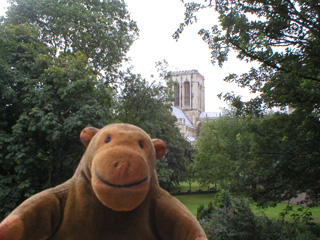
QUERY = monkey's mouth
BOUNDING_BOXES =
[95,170,148,188]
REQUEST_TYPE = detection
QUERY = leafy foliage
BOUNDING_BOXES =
[6,0,138,74]
[176,0,320,115]
[197,202,215,221]
[0,23,53,214]
[193,111,320,205]
[0,22,114,218]
[244,112,320,206]
[193,112,250,188]
[198,192,320,240]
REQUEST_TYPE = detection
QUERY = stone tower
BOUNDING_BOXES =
[170,70,206,141]
[171,70,205,125]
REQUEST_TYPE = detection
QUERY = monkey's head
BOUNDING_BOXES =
[79,124,166,211]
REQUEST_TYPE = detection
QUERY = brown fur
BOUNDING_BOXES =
[0,124,207,240]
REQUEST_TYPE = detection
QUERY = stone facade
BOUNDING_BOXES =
[170,70,221,142]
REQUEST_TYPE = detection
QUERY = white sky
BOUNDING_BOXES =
[0,0,257,112]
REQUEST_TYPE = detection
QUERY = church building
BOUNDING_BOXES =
[170,70,221,142]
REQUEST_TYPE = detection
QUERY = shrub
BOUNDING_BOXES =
[197,192,320,240]
[200,198,257,240]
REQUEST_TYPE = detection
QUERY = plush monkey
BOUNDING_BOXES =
[0,123,207,240]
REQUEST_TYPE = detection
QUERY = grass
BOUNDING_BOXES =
[174,192,320,223]
[171,181,214,193]
[252,203,320,224]
[175,194,216,216]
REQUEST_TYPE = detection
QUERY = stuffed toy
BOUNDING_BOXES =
[0,123,207,240]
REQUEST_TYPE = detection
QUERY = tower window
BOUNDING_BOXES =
[174,83,180,106]
[184,82,190,106]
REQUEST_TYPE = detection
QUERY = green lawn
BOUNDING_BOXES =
[175,193,320,223]
[171,182,210,193]
[252,203,320,224]
[175,194,216,216]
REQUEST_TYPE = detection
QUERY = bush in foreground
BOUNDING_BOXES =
[198,192,320,240]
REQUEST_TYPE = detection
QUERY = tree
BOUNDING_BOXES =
[193,112,251,189]
[198,193,320,240]
[242,112,320,206]
[194,111,320,206]
[177,0,320,205]
[6,0,138,75]
[184,148,197,192]
[0,22,115,218]
[0,22,53,216]
[175,0,320,115]
[115,72,190,190]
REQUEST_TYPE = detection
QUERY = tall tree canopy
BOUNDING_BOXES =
[177,0,320,205]
[193,113,249,188]
[194,111,320,206]
[6,0,138,75]
[175,0,320,114]
[0,23,114,217]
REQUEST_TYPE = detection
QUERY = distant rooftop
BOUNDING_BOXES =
[186,135,196,142]
[199,112,222,120]
[171,106,193,127]
[171,70,201,76]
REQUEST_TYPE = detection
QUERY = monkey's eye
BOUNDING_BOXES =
[138,141,144,149]
[105,136,111,143]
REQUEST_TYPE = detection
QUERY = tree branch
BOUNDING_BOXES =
[228,38,320,82]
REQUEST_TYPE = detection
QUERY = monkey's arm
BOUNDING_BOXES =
[0,188,65,240]
[154,190,207,240]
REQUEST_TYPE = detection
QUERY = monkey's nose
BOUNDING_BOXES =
[115,162,130,179]
[114,162,130,168]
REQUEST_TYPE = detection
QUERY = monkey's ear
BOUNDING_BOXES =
[80,127,99,147]
[152,139,166,159]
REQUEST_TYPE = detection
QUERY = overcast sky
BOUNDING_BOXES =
[125,0,259,112]
[0,0,256,112]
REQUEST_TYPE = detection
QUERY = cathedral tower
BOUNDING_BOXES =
[170,70,205,141]
[171,70,205,127]
[170,70,221,142]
